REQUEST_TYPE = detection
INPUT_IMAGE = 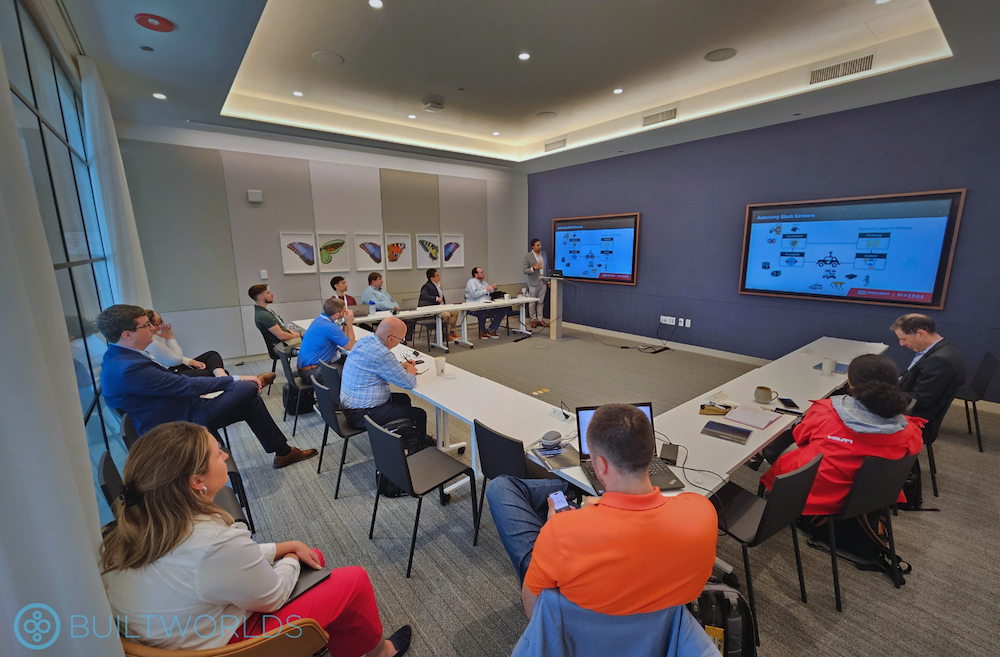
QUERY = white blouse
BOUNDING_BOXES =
[146,335,192,368]
[103,517,300,650]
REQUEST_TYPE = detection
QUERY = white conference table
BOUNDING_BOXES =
[349,297,540,352]
[556,336,887,497]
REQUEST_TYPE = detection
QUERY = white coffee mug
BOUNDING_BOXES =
[821,357,837,376]
[434,357,446,376]
[503,293,511,301]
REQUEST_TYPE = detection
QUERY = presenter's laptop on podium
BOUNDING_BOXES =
[575,403,684,495]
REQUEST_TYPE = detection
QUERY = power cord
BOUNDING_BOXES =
[655,430,728,533]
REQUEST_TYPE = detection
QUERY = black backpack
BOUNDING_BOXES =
[687,581,756,657]
[282,384,315,416]
[897,459,922,510]
[375,418,435,498]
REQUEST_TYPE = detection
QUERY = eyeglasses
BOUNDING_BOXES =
[134,322,153,331]
[386,334,407,345]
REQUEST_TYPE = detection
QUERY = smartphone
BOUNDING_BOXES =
[549,491,572,513]
[778,397,799,409]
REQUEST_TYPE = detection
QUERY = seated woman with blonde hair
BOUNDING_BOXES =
[101,421,411,656]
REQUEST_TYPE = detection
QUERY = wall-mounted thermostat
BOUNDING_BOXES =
[247,189,263,204]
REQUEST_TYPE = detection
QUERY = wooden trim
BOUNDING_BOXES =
[550,212,640,286]
[739,189,966,310]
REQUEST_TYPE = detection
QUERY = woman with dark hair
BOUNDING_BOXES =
[759,354,924,515]
[101,422,411,656]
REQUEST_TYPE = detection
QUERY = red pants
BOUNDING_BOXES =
[229,551,383,657]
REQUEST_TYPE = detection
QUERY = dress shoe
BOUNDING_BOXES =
[388,625,412,657]
[448,332,460,341]
[273,446,318,469]
[479,331,490,340]
[538,319,549,327]
[487,330,500,339]
[257,372,277,387]
[530,320,538,328]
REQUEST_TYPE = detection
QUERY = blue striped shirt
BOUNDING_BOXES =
[339,334,416,409]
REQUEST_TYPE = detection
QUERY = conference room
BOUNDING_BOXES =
[3,0,999,656]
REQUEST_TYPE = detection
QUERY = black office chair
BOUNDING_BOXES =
[414,315,449,352]
[955,352,998,453]
[312,369,366,497]
[274,342,313,436]
[119,413,256,533]
[365,416,478,578]
[922,378,962,497]
[818,454,917,612]
[714,455,822,645]
[472,420,532,545]
[98,451,247,526]
[256,327,282,396]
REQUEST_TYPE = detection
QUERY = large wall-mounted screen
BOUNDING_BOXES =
[740,191,965,309]
[552,213,640,285]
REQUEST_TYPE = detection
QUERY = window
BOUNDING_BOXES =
[4,0,121,525]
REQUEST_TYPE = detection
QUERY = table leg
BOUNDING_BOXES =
[435,407,467,455]
[432,314,448,352]
[512,302,531,336]
[455,311,474,348]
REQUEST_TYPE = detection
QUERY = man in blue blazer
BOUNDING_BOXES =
[98,305,316,468]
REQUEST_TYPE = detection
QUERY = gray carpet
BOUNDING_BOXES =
[225,327,998,656]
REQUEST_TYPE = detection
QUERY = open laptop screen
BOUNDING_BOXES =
[576,403,653,458]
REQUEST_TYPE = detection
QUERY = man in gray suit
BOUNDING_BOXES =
[523,238,548,328]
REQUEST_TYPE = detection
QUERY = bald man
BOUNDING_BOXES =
[339,316,427,438]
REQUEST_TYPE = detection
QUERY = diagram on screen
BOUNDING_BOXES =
[558,232,624,277]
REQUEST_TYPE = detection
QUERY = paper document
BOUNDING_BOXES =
[200,391,225,400]
[725,405,781,430]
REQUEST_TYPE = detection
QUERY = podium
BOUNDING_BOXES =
[543,276,563,341]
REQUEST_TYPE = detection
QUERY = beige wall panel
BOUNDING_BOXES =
[155,307,246,360]
[309,161,383,302]
[222,151,319,306]
[438,176,488,295]
[487,178,530,286]
[120,140,239,312]
[380,169,441,299]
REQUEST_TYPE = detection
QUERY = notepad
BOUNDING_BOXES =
[724,405,781,430]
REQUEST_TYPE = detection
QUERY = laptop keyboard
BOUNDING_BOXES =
[581,458,673,487]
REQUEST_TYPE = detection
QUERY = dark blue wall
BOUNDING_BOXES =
[528,80,1000,401]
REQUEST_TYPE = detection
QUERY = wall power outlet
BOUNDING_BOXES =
[660,315,676,325]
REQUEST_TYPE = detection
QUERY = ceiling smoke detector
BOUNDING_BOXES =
[537,111,557,119]
[422,101,445,113]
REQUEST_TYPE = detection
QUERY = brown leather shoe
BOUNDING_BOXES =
[257,372,277,387]
[448,332,460,341]
[479,331,490,340]
[538,319,549,327]
[273,446,318,469]
[488,330,500,339]
[530,320,538,328]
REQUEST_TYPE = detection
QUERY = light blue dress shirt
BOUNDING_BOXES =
[360,285,397,311]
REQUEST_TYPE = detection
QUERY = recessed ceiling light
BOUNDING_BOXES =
[369,0,383,8]
[493,131,500,136]
[140,45,154,52]
[408,114,416,119]
[519,53,530,61]
[613,88,623,94]
[537,111,557,119]
[704,48,737,62]
[875,0,892,4]
[152,93,166,100]
[292,91,303,97]
[312,51,345,65]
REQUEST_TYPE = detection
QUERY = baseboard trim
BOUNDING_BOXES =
[562,322,770,366]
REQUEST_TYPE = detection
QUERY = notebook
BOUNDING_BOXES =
[724,405,780,430]
[289,567,331,602]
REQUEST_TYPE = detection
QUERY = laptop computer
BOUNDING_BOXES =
[575,403,684,495]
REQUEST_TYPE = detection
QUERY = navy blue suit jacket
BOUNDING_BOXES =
[101,343,235,436]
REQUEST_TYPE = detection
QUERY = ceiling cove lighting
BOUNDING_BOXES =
[519,53,530,61]
[613,88,623,94]
[369,0,383,8]
[876,0,892,4]
[292,91,304,97]
[152,93,167,100]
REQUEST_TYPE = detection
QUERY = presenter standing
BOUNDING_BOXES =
[523,238,548,328]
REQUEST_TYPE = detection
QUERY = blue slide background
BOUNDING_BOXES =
[555,227,636,280]
[744,216,949,297]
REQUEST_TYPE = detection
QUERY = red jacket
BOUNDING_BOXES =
[760,399,925,515]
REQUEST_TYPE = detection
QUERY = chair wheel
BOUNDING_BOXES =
[722,572,740,589]
[458,447,466,455]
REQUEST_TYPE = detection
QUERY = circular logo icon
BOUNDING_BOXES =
[14,604,61,650]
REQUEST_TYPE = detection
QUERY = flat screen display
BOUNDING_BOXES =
[552,213,640,285]
[739,191,964,308]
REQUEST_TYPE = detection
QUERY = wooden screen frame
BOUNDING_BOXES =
[551,212,641,286]
[738,189,966,310]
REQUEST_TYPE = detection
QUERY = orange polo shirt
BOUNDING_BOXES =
[523,490,717,615]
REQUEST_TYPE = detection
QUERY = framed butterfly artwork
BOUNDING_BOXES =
[415,234,440,269]
[317,233,350,273]
[280,232,317,274]
[384,233,413,270]
[441,233,465,268]
[354,233,384,271]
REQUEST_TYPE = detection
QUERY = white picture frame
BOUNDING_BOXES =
[441,233,465,268]
[316,233,350,273]
[384,233,413,270]
[415,234,440,269]
[280,232,317,274]
[354,233,384,271]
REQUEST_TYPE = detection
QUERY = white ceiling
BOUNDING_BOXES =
[59,0,1000,172]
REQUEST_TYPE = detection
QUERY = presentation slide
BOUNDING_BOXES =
[553,215,638,283]
[743,199,953,304]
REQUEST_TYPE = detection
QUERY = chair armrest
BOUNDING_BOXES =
[120,618,328,657]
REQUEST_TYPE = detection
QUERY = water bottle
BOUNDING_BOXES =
[369,300,376,316]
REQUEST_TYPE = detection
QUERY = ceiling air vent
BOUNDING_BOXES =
[809,53,874,85]
[544,138,566,152]
[642,107,677,127]
[422,101,445,112]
